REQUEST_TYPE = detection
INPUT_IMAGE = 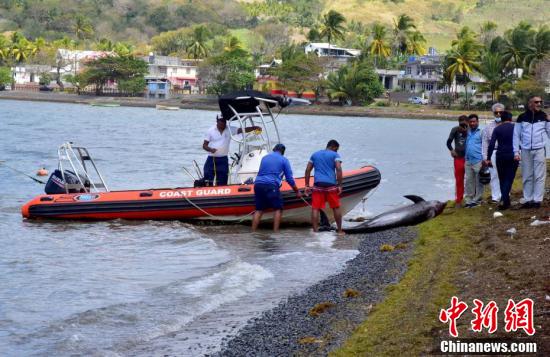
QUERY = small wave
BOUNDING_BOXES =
[13,261,273,355]
[304,232,337,249]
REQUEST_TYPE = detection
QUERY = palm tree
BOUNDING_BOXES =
[53,36,77,50]
[368,23,390,67]
[319,10,346,52]
[186,25,210,59]
[451,26,479,48]
[523,25,550,73]
[10,38,33,63]
[479,21,498,48]
[478,52,508,102]
[114,42,134,57]
[307,28,322,42]
[224,36,243,53]
[445,39,481,108]
[326,60,383,105]
[96,38,114,51]
[74,14,94,40]
[501,22,535,78]
[393,14,416,55]
[0,35,11,64]
[406,31,427,55]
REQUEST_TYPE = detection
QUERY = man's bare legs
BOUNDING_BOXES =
[252,211,263,232]
[273,210,282,232]
[311,209,320,232]
[252,210,282,232]
[333,207,345,235]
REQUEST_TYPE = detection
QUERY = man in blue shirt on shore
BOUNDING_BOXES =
[304,140,344,235]
[464,114,485,208]
[252,144,302,232]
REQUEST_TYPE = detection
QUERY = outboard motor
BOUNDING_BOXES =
[45,170,89,194]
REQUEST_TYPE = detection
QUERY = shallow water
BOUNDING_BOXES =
[1,100,458,355]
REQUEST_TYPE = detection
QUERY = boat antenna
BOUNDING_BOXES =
[0,161,46,184]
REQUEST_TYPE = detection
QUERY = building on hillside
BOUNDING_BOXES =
[56,49,112,76]
[305,42,360,71]
[12,65,55,85]
[376,69,402,91]
[255,59,282,77]
[399,53,446,93]
[142,53,200,92]
[398,50,483,101]
[145,79,171,99]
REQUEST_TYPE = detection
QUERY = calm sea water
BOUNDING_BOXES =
[0,100,458,356]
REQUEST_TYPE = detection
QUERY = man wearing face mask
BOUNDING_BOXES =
[482,103,504,204]
[446,115,468,207]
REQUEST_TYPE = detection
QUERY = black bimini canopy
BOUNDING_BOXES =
[218,90,286,121]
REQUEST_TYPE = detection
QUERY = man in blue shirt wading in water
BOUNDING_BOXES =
[252,144,301,232]
[304,140,344,236]
[464,114,485,208]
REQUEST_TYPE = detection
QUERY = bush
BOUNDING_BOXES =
[39,73,52,86]
[118,77,146,95]
[0,67,12,86]
[375,100,390,107]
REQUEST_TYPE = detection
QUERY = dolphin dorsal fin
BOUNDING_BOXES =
[404,195,425,203]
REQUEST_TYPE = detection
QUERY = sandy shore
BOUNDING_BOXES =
[0,91,493,121]
[215,227,417,356]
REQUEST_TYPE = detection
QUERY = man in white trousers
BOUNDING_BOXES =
[513,95,549,209]
[482,103,504,203]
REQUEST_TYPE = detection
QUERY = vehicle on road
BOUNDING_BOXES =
[408,96,428,105]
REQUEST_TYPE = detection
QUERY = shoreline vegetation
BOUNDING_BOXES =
[219,171,549,355]
[0,91,496,121]
[334,171,549,355]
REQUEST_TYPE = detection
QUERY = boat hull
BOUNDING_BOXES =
[22,167,381,223]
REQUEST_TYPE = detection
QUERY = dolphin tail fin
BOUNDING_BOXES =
[404,195,425,204]
[318,209,333,231]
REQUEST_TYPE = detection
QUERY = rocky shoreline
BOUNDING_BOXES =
[0,91,493,121]
[215,227,417,356]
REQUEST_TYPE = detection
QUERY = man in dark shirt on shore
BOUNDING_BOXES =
[487,111,517,210]
[446,115,468,207]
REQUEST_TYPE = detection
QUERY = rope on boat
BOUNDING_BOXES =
[179,184,377,224]
[181,192,256,223]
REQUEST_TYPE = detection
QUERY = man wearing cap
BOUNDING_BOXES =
[202,115,261,186]
[252,144,302,232]
[513,95,549,209]
[304,139,344,235]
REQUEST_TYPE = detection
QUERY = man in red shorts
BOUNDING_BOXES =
[304,140,344,235]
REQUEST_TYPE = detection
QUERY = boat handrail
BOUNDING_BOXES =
[58,142,109,193]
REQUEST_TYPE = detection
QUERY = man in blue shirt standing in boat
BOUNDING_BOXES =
[464,114,485,208]
[202,115,261,186]
[304,140,344,235]
[252,144,302,232]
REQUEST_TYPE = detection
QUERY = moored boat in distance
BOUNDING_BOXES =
[22,91,381,224]
[90,101,120,107]
[155,104,180,111]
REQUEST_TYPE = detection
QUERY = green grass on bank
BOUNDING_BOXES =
[332,205,481,356]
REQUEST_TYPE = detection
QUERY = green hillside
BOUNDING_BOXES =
[325,0,549,50]
[0,0,547,52]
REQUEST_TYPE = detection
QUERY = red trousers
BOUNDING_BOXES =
[453,157,465,204]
